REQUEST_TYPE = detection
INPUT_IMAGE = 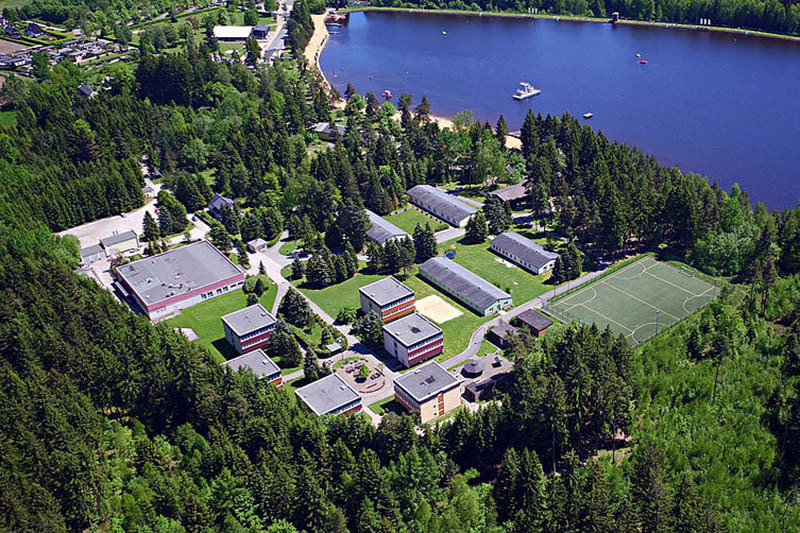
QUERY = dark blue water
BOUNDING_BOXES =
[321,11,800,209]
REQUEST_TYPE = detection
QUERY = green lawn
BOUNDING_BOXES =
[165,284,278,363]
[333,356,364,371]
[385,206,449,234]
[0,110,17,128]
[368,396,408,416]
[279,240,299,256]
[438,237,554,306]
[295,270,386,319]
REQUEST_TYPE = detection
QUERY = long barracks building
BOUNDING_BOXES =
[359,276,415,323]
[115,240,244,320]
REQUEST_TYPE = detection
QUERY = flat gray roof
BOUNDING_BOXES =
[222,348,280,378]
[100,230,138,248]
[365,209,408,245]
[247,238,267,247]
[492,232,559,269]
[394,361,459,403]
[116,240,242,307]
[383,312,441,347]
[80,243,104,257]
[221,303,276,336]
[419,257,511,310]
[359,276,414,306]
[407,185,477,223]
[295,374,361,415]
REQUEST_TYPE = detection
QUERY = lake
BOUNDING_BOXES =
[321,11,800,209]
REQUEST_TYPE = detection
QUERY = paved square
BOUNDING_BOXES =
[545,256,718,345]
[416,294,463,323]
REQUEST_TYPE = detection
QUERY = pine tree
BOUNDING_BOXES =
[267,321,303,367]
[292,258,306,281]
[465,213,489,244]
[237,239,250,269]
[366,242,384,273]
[483,195,513,235]
[143,211,160,242]
[247,292,259,306]
[496,114,510,146]
[413,223,437,263]
[304,346,320,382]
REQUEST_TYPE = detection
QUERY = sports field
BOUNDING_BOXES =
[545,256,718,345]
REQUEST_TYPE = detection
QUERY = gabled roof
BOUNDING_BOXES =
[383,312,441,347]
[222,348,280,378]
[295,374,360,415]
[359,276,414,306]
[490,181,528,202]
[491,232,559,269]
[489,321,519,340]
[419,257,511,310]
[208,193,234,213]
[394,361,459,403]
[407,185,477,223]
[78,83,94,97]
[221,303,276,336]
[516,309,553,331]
[100,230,138,248]
[365,209,408,245]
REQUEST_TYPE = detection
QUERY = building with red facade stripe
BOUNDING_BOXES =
[221,348,282,387]
[115,240,245,320]
[221,303,277,355]
[359,276,415,323]
[382,312,443,368]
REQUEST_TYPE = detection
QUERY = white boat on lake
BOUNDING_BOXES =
[512,82,541,100]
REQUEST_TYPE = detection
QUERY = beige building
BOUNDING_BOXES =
[393,361,461,424]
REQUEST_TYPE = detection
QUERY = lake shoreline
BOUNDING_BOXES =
[339,6,800,44]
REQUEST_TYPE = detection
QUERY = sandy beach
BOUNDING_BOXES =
[304,14,330,84]
[308,16,521,150]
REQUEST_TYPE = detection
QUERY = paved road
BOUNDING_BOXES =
[435,227,466,244]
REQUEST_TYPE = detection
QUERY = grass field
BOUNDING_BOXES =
[385,207,448,234]
[438,237,555,306]
[296,270,385,319]
[545,256,718,345]
[368,396,407,416]
[165,285,278,363]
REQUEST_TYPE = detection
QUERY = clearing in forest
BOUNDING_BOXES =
[545,256,719,345]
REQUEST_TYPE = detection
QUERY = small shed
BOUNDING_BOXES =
[465,379,493,402]
[515,309,553,337]
[486,321,519,348]
[247,238,268,253]
[326,342,343,356]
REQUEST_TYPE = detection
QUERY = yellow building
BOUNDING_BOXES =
[394,361,461,424]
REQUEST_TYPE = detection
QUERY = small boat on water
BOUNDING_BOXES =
[382,89,393,99]
[442,30,447,35]
[635,52,641,58]
[512,81,541,100]
[639,59,648,64]
[583,112,593,119]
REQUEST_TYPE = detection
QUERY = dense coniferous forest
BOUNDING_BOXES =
[2,2,800,529]
[369,0,800,36]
